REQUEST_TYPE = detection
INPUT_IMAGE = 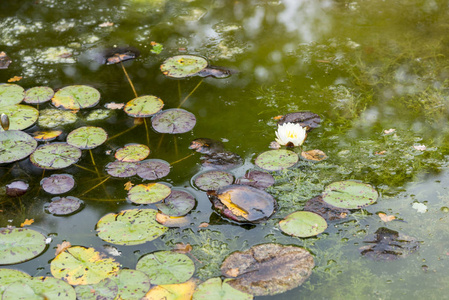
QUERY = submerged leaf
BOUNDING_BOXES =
[277,111,321,131]
[303,196,349,221]
[5,181,29,197]
[189,138,224,154]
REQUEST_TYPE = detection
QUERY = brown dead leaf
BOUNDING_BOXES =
[198,222,209,228]
[105,102,125,110]
[8,76,22,82]
[55,241,72,256]
[378,213,396,222]
[0,51,12,69]
[124,181,134,191]
[134,117,144,125]
[225,268,240,277]
[20,219,34,227]
[156,213,190,227]
[99,22,114,27]
[301,149,327,162]
[375,150,386,155]
[173,243,192,254]
[273,115,283,120]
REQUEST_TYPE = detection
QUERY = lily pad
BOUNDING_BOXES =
[0,227,47,265]
[51,246,120,285]
[193,278,253,300]
[322,181,378,209]
[300,149,327,162]
[46,196,83,216]
[143,280,196,300]
[197,66,233,79]
[0,104,39,131]
[30,143,82,170]
[5,181,29,197]
[127,183,171,204]
[156,190,196,217]
[156,213,191,227]
[279,211,328,237]
[0,269,31,296]
[112,269,151,300]
[105,161,138,177]
[277,111,321,130]
[255,150,298,172]
[96,209,168,245]
[52,85,101,110]
[24,86,54,104]
[85,109,110,121]
[38,108,77,128]
[151,109,196,134]
[67,126,108,149]
[160,55,208,78]
[123,95,164,118]
[136,251,195,285]
[41,174,75,194]
[208,185,277,223]
[194,170,234,191]
[32,130,63,142]
[189,138,225,154]
[115,144,150,162]
[0,84,24,107]
[200,151,243,170]
[221,244,314,296]
[75,277,118,300]
[0,130,37,164]
[137,159,170,180]
[235,170,275,189]
[303,195,349,221]
[2,276,76,300]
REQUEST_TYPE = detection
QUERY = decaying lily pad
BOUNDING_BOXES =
[0,227,47,265]
[127,183,171,204]
[197,66,233,79]
[156,190,196,217]
[156,213,191,228]
[46,196,83,216]
[105,161,138,178]
[279,211,327,237]
[105,49,139,65]
[235,170,274,189]
[0,84,24,107]
[277,111,321,131]
[52,85,101,110]
[300,149,327,162]
[221,243,314,296]
[200,151,243,170]
[66,126,108,150]
[24,86,54,104]
[359,227,420,261]
[115,144,150,162]
[30,143,82,170]
[322,181,378,209]
[38,108,77,128]
[189,138,224,154]
[151,109,196,134]
[160,55,208,78]
[0,52,12,69]
[124,95,164,118]
[137,159,170,180]
[5,181,29,197]
[304,195,349,221]
[208,185,277,223]
[41,174,75,194]
[0,104,39,131]
[255,150,298,172]
[32,130,63,142]
[75,277,118,300]
[0,130,37,164]
[193,277,253,300]
[194,170,234,191]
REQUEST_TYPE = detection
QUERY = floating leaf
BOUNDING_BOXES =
[113,269,151,300]
[221,244,314,296]
[51,246,120,285]
[156,213,191,227]
[0,104,39,131]
[235,170,274,189]
[194,170,234,191]
[136,251,195,285]
[0,84,24,107]
[5,181,29,197]
[193,277,253,300]
[2,276,76,300]
[150,41,163,54]
[189,138,224,154]
[378,213,396,222]
[104,102,124,110]
[20,219,34,227]
[160,55,208,78]
[24,86,54,104]
[142,280,196,300]
[0,130,37,164]
[67,126,108,149]
[38,108,77,128]
[156,190,195,217]
[277,111,321,130]
[7,76,22,83]
[124,95,164,118]
[75,277,118,300]
[279,211,327,237]
[137,159,170,180]
[255,150,298,172]
[197,66,232,79]
[208,185,277,223]
[115,144,150,162]
[52,85,101,110]
[0,269,31,296]
[55,241,72,256]
[32,130,62,142]
[0,52,12,70]
[45,196,83,216]
[322,181,378,209]
[85,109,110,121]
[300,149,327,162]
[96,209,168,245]
[152,109,196,134]
[30,143,82,170]
[200,151,243,170]
[303,195,349,221]
[41,174,75,194]
[0,227,47,265]
[127,183,171,204]
[105,161,138,177]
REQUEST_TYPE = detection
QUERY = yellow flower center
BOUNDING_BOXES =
[287,131,297,139]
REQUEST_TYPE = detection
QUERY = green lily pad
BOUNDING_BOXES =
[194,170,234,191]
[105,161,138,177]
[38,109,77,128]
[2,283,39,300]
[322,181,379,209]
[85,109,110,121]
[137,159,170,180]
[66,126,108,150]
[52,85,101,110]
[24,86,54,104]
[0,84,24,107]
[75,277,118,300]
[123,95,164,118]
[30,143,82,170]
[0,130,37,164]
[255,150,298,171]
[127,183,171,204]
[160,55,208,78]
[0,269,31,296]
[45,196,83,216]
[156,190,196,217]
[51,246,120,285]
[112,269,151,299]
[279,211,328,237]
[151,109,196,134]
[2,276,76,300]
[96,209,168,245]
[136,251,195,285]
[115,144,150,162]
[193,278,253,300]
[41,174,75,194]
[0,104,39,131]
[0,227,47,265]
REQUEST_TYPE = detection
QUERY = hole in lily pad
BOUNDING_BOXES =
[0,104,39,131]
[115,144,150,162]
[277,111,321,131]
[23,86,54,104]
[193,170,234,191]
[127,183,171,204]
[0,227,47,265]
[105,161,138,178]
[45,196,84,216]
[279,211,328,237]
[189,138,224,154]
[235,170,274,189]
[0,130,37,164]
[5,181,29,197]
[30,143,82,170]
[200,151,243,170]
[160,55,208,78]
[255,149,299,172]
[52,85,101,110]
[67,126,108,150]
[303,195,349,221]
[156,190,195,217]
[0,84,24,107]
[151,109,196,134]
[322,180,378,209]
[123,95,164,118]
[41,174,75,195]
[137,159,170,180]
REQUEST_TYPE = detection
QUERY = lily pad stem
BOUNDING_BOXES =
[143,118,150,146]
[80,176,111,196]
[120,61,138,98]
[74,164,97,174]
[170,153,195,165]
[108,125,138,141]
[178,79,203,108]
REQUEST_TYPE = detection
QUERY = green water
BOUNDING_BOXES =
[2,0,449,298]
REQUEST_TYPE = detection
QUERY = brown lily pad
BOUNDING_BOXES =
[189,138,224,155]
[277,111,321,131]
[221,243,314,296]
[303,195,349,221]
[0,52,12,69]
[235,170,275,190]
[200,151,243,170]
[300,149,327,162]
[5,181,29,197]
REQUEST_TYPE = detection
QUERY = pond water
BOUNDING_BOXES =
[2,0,449,298]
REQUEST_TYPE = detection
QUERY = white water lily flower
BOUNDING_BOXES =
[275,123,307,147]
